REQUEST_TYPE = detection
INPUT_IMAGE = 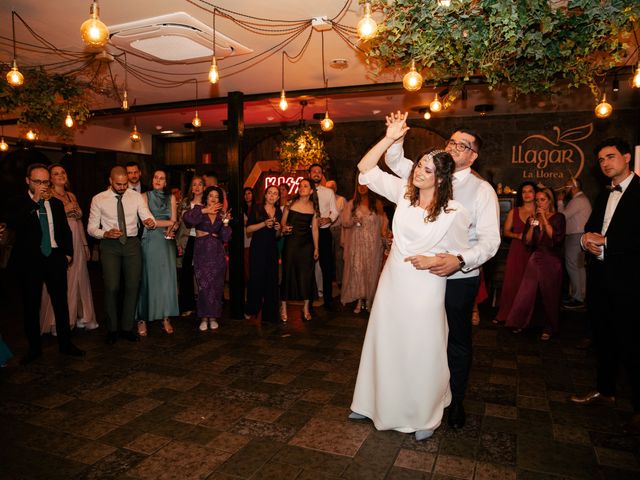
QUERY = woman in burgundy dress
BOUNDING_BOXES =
[506,187,565,340]
[493,181,536,324]
[183,186,232,331]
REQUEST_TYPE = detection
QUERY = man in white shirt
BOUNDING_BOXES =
[384,112,500,429]
[309,164,339,309]
[571,138,640,435]
[325,180,346,287]
[557,177,591,309]
[88,166,155,344]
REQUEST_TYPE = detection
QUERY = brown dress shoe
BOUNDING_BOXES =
[623,414,640,435]
[570,390,615,405]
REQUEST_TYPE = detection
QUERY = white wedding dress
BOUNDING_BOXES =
[351,166,469,433]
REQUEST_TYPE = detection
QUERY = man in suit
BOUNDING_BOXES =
[7,163,85,364]
[570,138,640,434]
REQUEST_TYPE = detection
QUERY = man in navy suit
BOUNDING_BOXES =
[7,163,85,364]
[570,138,640,434]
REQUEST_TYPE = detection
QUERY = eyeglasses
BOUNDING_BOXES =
[446,139,476,153]
[30,179,51,186]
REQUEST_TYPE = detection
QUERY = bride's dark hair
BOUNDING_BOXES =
[404,148,456,222]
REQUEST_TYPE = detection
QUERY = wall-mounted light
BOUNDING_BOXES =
[430,93,442,112]
[0,138,8,152]
[80,1,109,48]
[402,60,423,92]
[594,93,612,118]
[6,12,24,87]
[357,2,377,41]
[423,110,431,120]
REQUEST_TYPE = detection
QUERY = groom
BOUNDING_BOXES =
[384,112,500,429]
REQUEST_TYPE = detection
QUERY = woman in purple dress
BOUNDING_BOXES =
[183,186,232,331]
[506,188,566,340]
[493,181,536,324]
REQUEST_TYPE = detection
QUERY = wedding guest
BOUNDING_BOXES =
[493,181,536,324]
[182,186,232,331]
[176,176,204,317]
[280,179,319,321]
[278,184,289,208]
[350,116,470,441]
[571,138,640,435]
[243,187,255,283]
[340,182,384,313]
[325,180,346,288]
[136,170,179,336]
[126,161,146,193]
[41,164,98,335]
[245,185,282,323]
[88,166,156,344]
[506,188,565,340]
[8,164,85,363]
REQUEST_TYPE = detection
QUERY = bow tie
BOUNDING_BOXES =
[606,184,622,193]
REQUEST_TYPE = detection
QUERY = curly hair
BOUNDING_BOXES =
[203,186,224,208]
[288,178,320,215]
[404,148,456,223]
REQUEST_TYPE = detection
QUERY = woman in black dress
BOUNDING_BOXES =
[280,179,319,321]
[245,185,282,323]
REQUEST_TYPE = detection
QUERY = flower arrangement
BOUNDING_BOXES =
[278,126,328,174]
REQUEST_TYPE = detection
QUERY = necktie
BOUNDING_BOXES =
[606,184,622,193]
[116,194,127,245]
[38,199,52,256]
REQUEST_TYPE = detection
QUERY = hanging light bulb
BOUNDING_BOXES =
[633,64,640,89]
[192,111,202,128]
[357,2,377,41]
[430,93,443,112]
[0,137,8,152]
[279,89,288,111]
[594,93,612,118]
[80,1,110,48]
[208,58,219,84]
[423,110,432,120]
[25,129,37,141]
[65,112,74,128]
[6,59,24,87]
[402,60,423,92]
[320,111,334,132]
[121,90,129,111]
[129,124,141,142]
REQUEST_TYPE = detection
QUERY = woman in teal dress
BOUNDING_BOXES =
[137,170,179,335]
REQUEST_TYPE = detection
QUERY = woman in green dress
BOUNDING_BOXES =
[137,169,179,335]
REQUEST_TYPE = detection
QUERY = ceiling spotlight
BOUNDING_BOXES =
[192,111,202,128]
[65,112,74,128]
[633,64,640,89]
[129,124,141,142]
[279,89,288,111]
[402,60,423,92]
[80,1,110,48]
[25,129,37,141]
[0,138,8,152]
[430,93,442,112]
[357,2,377,41]
[594,93,612,118]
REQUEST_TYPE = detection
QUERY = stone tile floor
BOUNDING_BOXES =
[1,303,639,479]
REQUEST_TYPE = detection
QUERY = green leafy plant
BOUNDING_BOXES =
[278,126,328,174]
[0,67,94,140]
[366,0,639,99]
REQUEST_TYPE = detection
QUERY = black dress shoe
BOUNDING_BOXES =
[20,350,42,365]
[106,332,118,345]
[119,330,139,342]
[448,401,466,429]
[60,344,85,357]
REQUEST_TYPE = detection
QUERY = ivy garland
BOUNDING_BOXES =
[278,126,328,174]
[365,0,640,99]
[0,67,94,140]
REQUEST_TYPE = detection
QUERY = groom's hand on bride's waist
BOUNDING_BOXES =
[428,253,461,277]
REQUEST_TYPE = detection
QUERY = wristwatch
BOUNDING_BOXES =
[456,254,466,270]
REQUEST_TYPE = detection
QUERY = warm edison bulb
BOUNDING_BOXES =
[192,111,202,128]
[25,129,37,141]
[438,0,452,7]
[279,90,288,111]
[208,58,219,84]
[80,1,110,48]
[357,3,377,41]
[594,94,612,118]
[129,125,141,142]
[633,65,640,89]
[6,60,24,87]
[320,112,334,132]
[402,60,423,92]
[0,138,8,152]
[423,111,431,120]
[121,90,129,111]
[65,113,74,128]
[430,93,443,112]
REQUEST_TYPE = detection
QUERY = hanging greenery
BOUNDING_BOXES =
[365,0,640,99]
[278,126,328,174]
[0,67,94,140]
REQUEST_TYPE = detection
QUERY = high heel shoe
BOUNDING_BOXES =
[162,318,173,335]
[137,320,147,337]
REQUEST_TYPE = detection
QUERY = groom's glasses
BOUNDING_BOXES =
[446,139,476,154]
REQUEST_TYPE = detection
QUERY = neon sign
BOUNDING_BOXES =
[264,175,304,195]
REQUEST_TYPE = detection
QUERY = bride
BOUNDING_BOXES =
[350,113,469,441]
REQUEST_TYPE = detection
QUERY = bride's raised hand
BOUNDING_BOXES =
[384,111,410,142]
